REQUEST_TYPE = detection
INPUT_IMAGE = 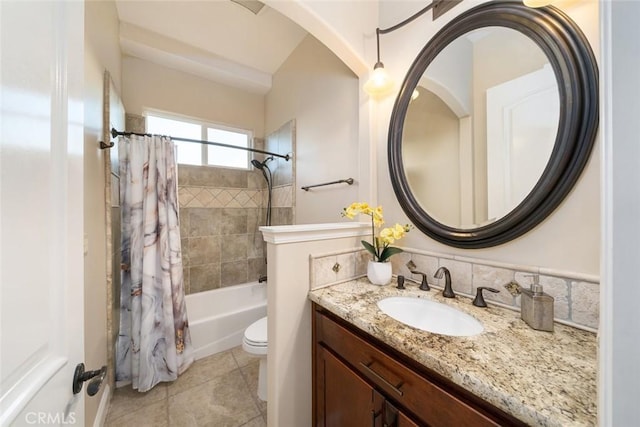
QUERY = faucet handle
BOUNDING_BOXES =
[473,287,500,307]
[410,270,430,291]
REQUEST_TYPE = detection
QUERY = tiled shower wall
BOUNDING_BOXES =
[179,121,297,294]
[123,115,296,295]
[178,164,268,293]
[266,120,296,226]
[310,247,600,331]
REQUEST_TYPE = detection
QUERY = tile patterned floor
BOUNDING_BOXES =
[105,346,266,427]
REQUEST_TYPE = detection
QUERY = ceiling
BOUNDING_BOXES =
[115,0,309,94]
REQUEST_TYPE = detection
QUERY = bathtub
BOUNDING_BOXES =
[185,281,267,360]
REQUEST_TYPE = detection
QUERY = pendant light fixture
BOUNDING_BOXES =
[363,29,394,98]
[363,0,461,98]
[522,0,553,7]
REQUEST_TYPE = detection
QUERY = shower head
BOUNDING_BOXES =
[251,156,274,171]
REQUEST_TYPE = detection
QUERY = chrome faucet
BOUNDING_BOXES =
[434,267,455,298]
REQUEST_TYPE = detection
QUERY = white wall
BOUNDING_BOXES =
[404,90,461,225]
[375,0,601,277]
[261,224,370,427]
[83,0,122,424]
[600,0,640,424]
[122,56,265,138]
[266,0,373,77]
[265,35,360,224]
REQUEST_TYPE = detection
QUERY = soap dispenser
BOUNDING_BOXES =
[520,275,554,332]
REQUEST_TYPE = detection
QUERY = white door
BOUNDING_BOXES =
[486,64,560,220]
[1,1,85,425]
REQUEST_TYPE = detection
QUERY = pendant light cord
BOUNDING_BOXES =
[374,2,437,65]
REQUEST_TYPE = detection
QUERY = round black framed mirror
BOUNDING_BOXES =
[388,1,598,248]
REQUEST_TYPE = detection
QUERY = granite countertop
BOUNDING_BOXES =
[308,278,597,427]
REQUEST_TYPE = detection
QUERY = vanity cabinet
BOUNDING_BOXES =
[318,346,419,427]
[312,304,526,427]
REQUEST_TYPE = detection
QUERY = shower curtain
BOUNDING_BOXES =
[116,134,194,392]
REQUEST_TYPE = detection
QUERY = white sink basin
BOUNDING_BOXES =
[377,296,483,337]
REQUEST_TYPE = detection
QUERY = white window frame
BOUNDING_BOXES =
[144,109,253,170]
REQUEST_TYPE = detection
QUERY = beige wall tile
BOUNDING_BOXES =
[314,255,338,287]
[216,168,248,188]
[189,264,220,293]
[181,238,190,267]
[439,258,473,295]
[182,266,190,294]
[390,251,412,279]
[221,210,248,235]
[539,276,570,320]
[222,234,248,262]
[189,236,221,265]
[571,281,599,328]
[248,257,267,282]
[336,252,356,282]
[188,207,220,237]
[355,250,369,276]
[472,264,515,305]
[221,260,249,287]
[411,254,439,278]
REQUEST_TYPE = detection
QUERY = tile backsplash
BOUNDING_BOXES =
[310,247,599,332]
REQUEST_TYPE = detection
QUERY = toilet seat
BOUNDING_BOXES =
[243,316,268,355]
[242,316,268,401]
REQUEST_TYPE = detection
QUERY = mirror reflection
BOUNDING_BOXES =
[402,26,559,229]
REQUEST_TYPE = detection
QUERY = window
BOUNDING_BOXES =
[146,112,252,169]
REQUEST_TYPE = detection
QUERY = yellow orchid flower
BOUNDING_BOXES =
[379,227,395,244]
[341,202,412,263]
[392,223,407,240]
[373,206,384,227]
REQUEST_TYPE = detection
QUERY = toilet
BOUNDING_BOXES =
[242,316,268,401]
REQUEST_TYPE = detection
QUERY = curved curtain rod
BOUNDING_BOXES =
[100,128,291,161]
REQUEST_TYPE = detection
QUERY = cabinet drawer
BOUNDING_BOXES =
[315,308,507,427]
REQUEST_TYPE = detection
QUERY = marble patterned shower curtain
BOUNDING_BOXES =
[116,134,194,392]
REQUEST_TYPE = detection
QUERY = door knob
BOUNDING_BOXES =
[72,363,107,396]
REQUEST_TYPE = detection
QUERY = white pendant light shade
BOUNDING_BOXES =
[523,0,552,7]
[364,64,394,98]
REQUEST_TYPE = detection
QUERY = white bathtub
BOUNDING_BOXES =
[185,281,267,360]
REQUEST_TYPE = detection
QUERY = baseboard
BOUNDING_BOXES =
[93,384,111,427]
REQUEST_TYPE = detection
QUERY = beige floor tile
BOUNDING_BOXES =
[240,360,267,414]
[168,349,238,396]
[230,345,254,368]
[106,383,167,422]
[168,369,260,427]
[105,400,168,427]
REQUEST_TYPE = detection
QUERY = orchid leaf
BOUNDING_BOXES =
[361,240,377,258]
[379,246,403,263]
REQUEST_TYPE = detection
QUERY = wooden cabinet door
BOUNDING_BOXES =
[318,346,380,427]
[384,399,421,427]
[398,412,421,427]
